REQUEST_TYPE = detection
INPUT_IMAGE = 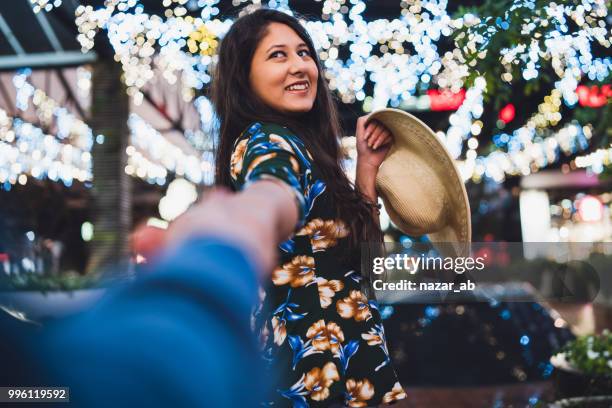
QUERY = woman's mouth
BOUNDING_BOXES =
[285,81,310,94]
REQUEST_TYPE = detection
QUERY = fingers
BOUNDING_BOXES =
[358,117,393,151]
[372,132,392,149]
[366,125,384,147]
[366,122,392,149]
[364,121,382,143]
[356,114,370,134]
[357,114,375,141]
[131,224,168,263]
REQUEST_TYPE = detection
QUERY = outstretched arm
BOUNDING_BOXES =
[166,180,298,275]
[37,182,298,407]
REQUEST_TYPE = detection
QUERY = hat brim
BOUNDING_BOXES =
[369,108,472,258]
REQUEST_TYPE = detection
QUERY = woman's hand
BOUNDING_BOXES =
[132,178,297,278]
[166,182,296,276]
[355,115,393,201]
[355,115,393,171]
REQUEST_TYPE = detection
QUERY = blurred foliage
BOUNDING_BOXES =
[0,270,104,292]
[451,0,609,103]
[556,330,612,377]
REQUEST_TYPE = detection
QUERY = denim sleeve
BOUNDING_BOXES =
[38,237,263,408]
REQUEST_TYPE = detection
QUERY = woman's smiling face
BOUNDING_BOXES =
[249,22,319,114]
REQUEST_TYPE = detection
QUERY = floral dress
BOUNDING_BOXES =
[230,122,407,407]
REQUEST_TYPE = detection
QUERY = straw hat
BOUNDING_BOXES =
[370,108,472,258]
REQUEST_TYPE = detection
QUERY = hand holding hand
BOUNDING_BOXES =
[165,187,277,275]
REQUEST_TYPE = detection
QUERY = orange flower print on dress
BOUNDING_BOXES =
[336,290,372,322]
[382,382,407,404]
[304,362,340,401]
[230,138,248,179]
[306,319,345,353]
[361,328,383,346]
[272,316,287,346]
[269,133,300,173]
[345,378,375,407]
[297,218,349,251]
[316,277,344,308]
[272,255,315,287]
[245,152,278,180]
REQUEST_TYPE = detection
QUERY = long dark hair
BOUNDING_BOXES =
[211,8,381,255]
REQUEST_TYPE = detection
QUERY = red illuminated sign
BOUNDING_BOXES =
[576,85,611,108]
[499,103,516,124]
[427,89,466,111]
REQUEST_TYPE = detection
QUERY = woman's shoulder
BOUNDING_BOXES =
[239,121,304,145]
[236,121,312,162]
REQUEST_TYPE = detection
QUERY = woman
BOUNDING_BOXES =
[212,8,407,407]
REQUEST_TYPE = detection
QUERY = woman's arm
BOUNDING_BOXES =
[354,115,394,222]
[356,163,382,227]
[355,163,378,203]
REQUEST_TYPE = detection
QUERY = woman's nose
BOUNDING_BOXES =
[288,53,308,74]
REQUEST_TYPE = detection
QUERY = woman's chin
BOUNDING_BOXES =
[280,104,314,115]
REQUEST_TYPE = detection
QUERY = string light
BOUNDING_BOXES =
[0,71,93,188]
[76,66,92,98]
[35,0,610,184]
[0,108,92,188]
[459,122,592,184]
[127,114,214,185]
[13,71,93,152]
[5,71,214,188]
[42,0,611,108]
[575,144,612,175]
[30,0,62,14]
[74,2,232,105]
[443,76,486,159]
[529,89,563,129]
[453,0,611,97]
[187,23,218,56]
[68,0,460,107]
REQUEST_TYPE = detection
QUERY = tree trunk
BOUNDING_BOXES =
[86,60,131,275]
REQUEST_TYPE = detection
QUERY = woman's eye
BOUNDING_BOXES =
[270,50,286,58]
[269,49,309,59]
